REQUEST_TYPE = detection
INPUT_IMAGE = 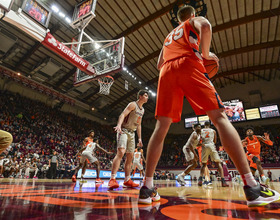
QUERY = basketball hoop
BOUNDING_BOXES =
[98,75,114,95]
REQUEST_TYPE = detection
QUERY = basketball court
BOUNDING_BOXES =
[0,179,279,219]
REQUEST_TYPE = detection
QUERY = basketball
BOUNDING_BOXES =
[203,58,219,78]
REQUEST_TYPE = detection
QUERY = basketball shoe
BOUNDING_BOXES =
[176,174,185,186]
[71,175,76,182]
[123,179,139,188]
[108,178,119,189]
[138,186,161,204]
[243,183,280,207]
[95,178,104,183]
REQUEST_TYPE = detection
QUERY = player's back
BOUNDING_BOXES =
[163,19,203,66]
[184,131,200,149]
[201,128,215,145]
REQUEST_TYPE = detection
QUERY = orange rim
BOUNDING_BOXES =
[98,75,114,84]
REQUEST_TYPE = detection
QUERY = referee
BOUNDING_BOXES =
[49,151,58,179]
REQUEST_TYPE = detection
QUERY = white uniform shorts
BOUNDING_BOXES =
[132,161,143,170]
[80,151,97,164]
[117,128,135,153]
[183,147,194,162]
[201,144,221,163]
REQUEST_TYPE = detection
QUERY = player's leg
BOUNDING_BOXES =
[255,157,269,184]
[138,116,172,204]
[93,160,103,183]
[215,162,228,187]
[123,132,140,187]
[110,132,127,180]
[72,158,84,182]
[110,148,125,177]
[177,159,197,186]
[211,149,228,187]
[198,162,208,186]
[139,61,184,203]
[80,161,87,181]
[198,147,210,185]
[145,116,172,184]
[109,144,126,189]
[207,109,279,206]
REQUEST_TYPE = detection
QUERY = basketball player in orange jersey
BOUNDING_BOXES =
[108,90,149,189]
[242,128,273,185]
[72,131,112,183]
[138,5,279,207]
[176,123,201,186]
[131,146,146,178]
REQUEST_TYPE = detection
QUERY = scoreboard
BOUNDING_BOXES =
[22,0,51,27]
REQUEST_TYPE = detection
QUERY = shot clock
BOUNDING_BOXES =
[21,0,51,28]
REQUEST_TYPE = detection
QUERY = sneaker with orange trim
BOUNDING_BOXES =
[72,175,76,182]
[123,179,139,188]
[95,178,104,183]
[108,178,119,189]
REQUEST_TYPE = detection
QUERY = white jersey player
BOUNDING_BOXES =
[198,121,228,187]
[131,146,146,177]
[109,90,149,189]
[72,131,112,183]
[177,123,202,186]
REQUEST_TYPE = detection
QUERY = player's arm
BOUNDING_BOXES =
[187,134,198,160]
[157,47,164,70]
[83,137,88,147]
[191,16,218,62]
[136,123,143,147]
[256,135,273,146]
[213,130,217,144]
[114,102,136,133]
[96,144,112,155]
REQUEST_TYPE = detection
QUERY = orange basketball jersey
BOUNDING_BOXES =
[163,19,203,66]
[245,135,261,155]
[85,138,93,146]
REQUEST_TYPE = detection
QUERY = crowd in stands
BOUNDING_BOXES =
[0,90,117,178]
[0,89,279,179]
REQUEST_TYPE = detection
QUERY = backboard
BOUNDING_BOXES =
[73,37,125,86]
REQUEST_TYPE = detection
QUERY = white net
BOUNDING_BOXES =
[98,76,114,95]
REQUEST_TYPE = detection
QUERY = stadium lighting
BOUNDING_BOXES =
[139,81,142,84]
[17,72,21,76]
[94,43,101,49]
[51,5,59,13]
[123,67,127,71]
[145,87,148,89]
[65,17,71,23]
[59,12,65,18]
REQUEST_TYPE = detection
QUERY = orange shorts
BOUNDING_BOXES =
[155,57,224,122]
[246,153,260,171]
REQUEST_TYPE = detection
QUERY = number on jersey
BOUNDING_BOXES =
[165,23,184,46]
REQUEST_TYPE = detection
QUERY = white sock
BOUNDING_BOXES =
[124,176,130,182]
[179,172,185,177]
[144,176,153,189]
[110,174,116,180]
[241,173,258,187]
